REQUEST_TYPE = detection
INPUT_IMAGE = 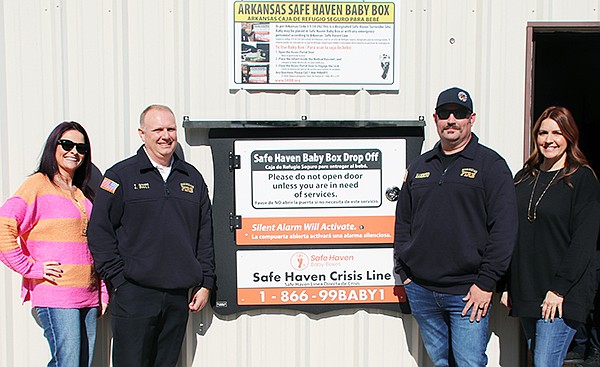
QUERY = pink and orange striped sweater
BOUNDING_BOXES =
[0,173,108,308]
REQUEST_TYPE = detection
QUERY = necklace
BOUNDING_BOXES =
[527,169,560,222]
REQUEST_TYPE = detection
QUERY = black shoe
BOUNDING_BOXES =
[565,350,585,364]
[579,347,600,367]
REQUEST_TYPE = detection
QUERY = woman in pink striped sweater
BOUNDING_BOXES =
[0,121,108,367]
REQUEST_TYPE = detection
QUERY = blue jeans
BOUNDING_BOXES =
[36,307,98,367]
[521,317,579,367]
[404,281,489,367]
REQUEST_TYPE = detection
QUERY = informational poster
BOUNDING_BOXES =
[234,139,405,245]
[237,248,401,305]
[232,138,406,308]
[229,0,399,90]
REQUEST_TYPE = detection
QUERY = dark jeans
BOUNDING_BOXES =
[110,280,189,367]
[571,293,600,354]
[570,250,600,354]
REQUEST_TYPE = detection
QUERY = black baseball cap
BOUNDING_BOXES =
[435,87,473,112]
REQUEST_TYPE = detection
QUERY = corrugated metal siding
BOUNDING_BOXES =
[1,1,598,366]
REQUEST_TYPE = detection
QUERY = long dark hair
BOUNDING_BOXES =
[517,106,591,187]
[36,121,95,200]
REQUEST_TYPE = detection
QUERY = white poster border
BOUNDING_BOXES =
[228,0,400,90]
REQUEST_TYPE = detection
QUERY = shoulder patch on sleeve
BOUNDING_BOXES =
[100,177,120,194]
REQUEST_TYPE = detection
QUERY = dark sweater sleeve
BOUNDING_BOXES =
[87,170,126,288]
[393,169,412,282]
[475,157,518,292]
[551,168,600,296]
[195,178,215,290]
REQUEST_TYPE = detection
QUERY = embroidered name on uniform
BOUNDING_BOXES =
[100,177,119,194]
[180,182,195,193]
[415,172,430,179]
[460,168,478,179]
[133,183,150,190]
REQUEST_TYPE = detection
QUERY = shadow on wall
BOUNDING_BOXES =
[87,290,522,366]
[490,293,525,367]
[188,306,424,367]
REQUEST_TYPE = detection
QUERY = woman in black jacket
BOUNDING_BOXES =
[502,106,600,366]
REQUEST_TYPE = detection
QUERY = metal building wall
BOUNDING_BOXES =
[1,1,598,366]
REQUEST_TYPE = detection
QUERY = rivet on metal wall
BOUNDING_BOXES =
[449,38,456,44]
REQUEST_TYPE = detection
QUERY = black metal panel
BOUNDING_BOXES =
[184,121,424,315]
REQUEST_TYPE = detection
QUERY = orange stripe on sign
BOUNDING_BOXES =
[236,216,394,245]
[238,286,406,305]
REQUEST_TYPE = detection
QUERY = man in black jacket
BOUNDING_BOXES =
[88,104,215,367]
[394,87,517,366]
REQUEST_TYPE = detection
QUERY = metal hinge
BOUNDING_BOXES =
[229,151,240,171]
[229,213,242,231]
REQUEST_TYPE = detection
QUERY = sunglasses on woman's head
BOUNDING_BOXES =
[57,139,89,154]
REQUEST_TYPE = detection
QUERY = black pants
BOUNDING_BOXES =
[110,281,189,367]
